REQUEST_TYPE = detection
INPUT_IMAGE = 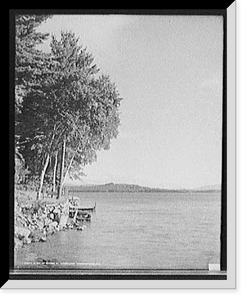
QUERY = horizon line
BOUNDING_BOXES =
[65,181,222,191]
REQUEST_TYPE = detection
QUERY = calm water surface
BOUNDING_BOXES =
[15,192,221,269]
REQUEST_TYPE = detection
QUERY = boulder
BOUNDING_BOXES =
[30,230,43,242]
[53,212,60,223]
[28,224,36,230]
[44,217,52,226]
[15,226,30,240]
[14,237,23,249]
[49,213,54,220]
[36,220,44,231]
[50,221,58,228]
[15,217,25,227]
[40,236,47,242]
[47,221,59,234]
[53,206,60,214]
[22,236,32,245]
[37,207,44,217]
[59,214,68,230]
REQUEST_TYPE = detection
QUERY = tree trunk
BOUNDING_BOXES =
[37,153,50,201]
[57,139,66,199]
[62,151,76,187]
[52,151,58,197]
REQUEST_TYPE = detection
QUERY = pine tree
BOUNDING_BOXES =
[15,14,52,190]
[48,31,122,198]
[15,14,51,111]
[18,30,122,199]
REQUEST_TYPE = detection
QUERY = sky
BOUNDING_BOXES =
[38,14,223,189]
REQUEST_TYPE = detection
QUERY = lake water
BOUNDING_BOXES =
[15,192,221,270]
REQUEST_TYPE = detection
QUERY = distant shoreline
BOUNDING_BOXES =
[67,183,221,194]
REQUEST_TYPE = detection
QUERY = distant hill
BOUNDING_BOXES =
[195,184,221,192]
[68,182,221,193]
[69,183,161,193]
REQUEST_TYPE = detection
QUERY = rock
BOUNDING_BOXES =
[43,208,48,215]
[53,213,60,223]
[30,227,48,241]
[15,218,24,227]
[59,214,68,230]
[68,223,74,230]
[28,224,36,230]
[36,220,44,231]
[40,213,47,221]
[15,200,70,246]
[51,221,58,227]
[22,236,32,245]
[49,213,54,220]
[37,207,43,217]
[47,221,58,234]
[15,226,31,240]
[14,237,23,249]
[44,218,52,226]
[53,207,60,214]
[40,236,47,242]
[30,230,43,242]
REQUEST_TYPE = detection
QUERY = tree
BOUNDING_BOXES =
[15,14,51,112]
[18,30,122,200]
[48,32,122,197]
[15,14,52,190]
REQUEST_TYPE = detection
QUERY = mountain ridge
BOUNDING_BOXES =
[67,182,221,193]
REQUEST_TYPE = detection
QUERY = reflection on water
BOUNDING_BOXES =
[15,192,221,270]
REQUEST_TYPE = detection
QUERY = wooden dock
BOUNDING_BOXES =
[69,202,96,220]
[69,202,96,213]
[69,206,93,222]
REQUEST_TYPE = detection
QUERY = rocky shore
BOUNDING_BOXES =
[14,198,71,250]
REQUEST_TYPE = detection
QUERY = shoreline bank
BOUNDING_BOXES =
[14,191,71,251]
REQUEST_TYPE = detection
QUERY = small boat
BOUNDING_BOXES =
[76,211,91,222]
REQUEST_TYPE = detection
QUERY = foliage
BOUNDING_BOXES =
[15,152,30,184]
[16,22,123,193]
[15,14,51,112]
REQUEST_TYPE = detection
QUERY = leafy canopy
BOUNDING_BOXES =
[18,30,122,184]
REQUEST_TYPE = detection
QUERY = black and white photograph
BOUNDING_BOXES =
[7,6,237,289]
